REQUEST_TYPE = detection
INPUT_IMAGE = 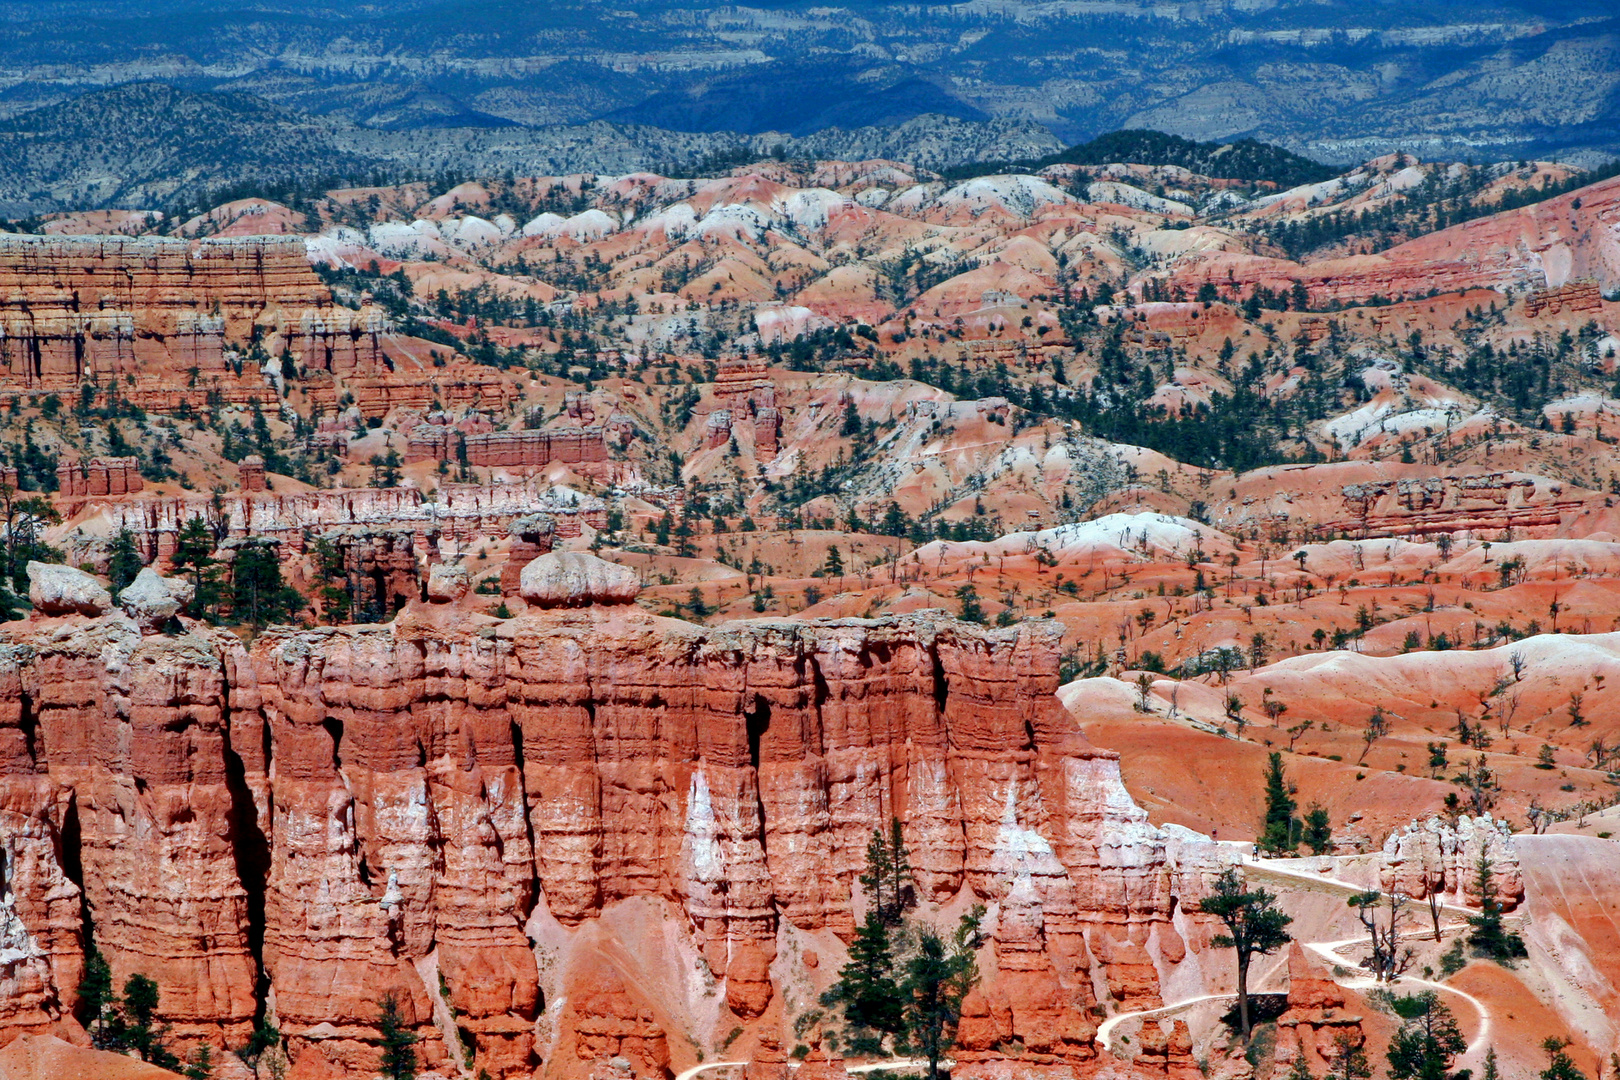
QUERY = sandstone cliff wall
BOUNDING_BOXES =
[0,609,1211,1080]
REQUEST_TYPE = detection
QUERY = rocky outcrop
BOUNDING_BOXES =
[238,456,266,493]
[710,358,782,459]
[501,513,557,595]
[63,483,601,570]
[1275,943,1363,1074]
[312,526,427,619]
[1333,471,1583,539]
[405,426,609,469]
[1523,280,1603,318]
[0,236,327,395]
[425,562,469,603]
[519,553,639,607]
[25,562,111,616]
[117,568,193,632]
[1,619,260,1048]
[0,235,328,338]
[562,966,671,1080]
[0,607,1214,1080]
[1379,816,1524,908]
[56,458,144,501]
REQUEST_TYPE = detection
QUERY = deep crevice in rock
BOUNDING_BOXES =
[58,790,97,1027]
[745,694,770,772]
[222,715,272,1016]
[323,717,344,771]
[17,688,40,771]
[745,694,772,857]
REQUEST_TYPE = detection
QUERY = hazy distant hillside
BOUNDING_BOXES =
[0,0,1618,164]
[0,85,1063,215]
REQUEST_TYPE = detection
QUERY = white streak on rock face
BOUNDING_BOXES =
[684,770,724,883]
[0,845,42,967]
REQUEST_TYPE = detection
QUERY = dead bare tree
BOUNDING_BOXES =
[1348,888,1415,981]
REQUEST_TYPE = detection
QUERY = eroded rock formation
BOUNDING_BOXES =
[1378,815,1524,908]
[0,605,1224,1080]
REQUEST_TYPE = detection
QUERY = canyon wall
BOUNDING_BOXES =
[57,483,608,567]
[0,606,1213,1080]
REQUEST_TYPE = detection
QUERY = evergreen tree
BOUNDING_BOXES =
[956,584,986,624]
[378,993,418,1080]
[1540,1039,1588,1080]
[903,911,982,1080]
[1302,804,1333,855]
[1386,991,1467,1080]
[1198,867,1293,1037]
[77,947,114,1037]
[171,516,223,620]
[183,1044,216,1080]
[832,911,905,1034]
[230,540,302,627]
[859,817,913,925]
[1325,1033,1372,1080]
[840,400,862,436]
[107,528,144,594]
[91,972,178,1068]
[122,973,162,1061]
[1466,846,1527,959]
[1259,752,1299,854]
[368,451,402,488]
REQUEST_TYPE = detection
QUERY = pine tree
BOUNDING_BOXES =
[107,528,143,594]
[860,826,893,920]
[1325,1033,1372,1080]
[1198,867,1293,1037]
[1540,1039,1589,1080]
[77,947,114,1037]
[183,1044,215,1080]
[171,515,222,619]
[115,973,176,1067]
[1259,752,1298,855]
[858,817,913,925]
[1386,991,1466,1080]
[1302,804,1333,855]
[884,817,912,919]
[841,400,862,436]
[956,584,986,625]
[230,540,302,627]
[833,911,904,1034]
[903,912,982,1080]
[378,993,418,1080]
[1466,846,1526,959]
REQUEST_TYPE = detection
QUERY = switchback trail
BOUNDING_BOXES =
[1096,856,1496,1059]
[676,1058,938,1080]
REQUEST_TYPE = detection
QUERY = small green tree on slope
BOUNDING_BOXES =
[1259,752,1299,854]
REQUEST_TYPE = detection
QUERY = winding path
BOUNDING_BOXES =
[1096,857,1497,1059]
[681,857,1498,1075]
[1299,932,1492,1057]
[675,1058,938,1080]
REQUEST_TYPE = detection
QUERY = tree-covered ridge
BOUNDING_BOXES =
[1044,130,1340,187]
